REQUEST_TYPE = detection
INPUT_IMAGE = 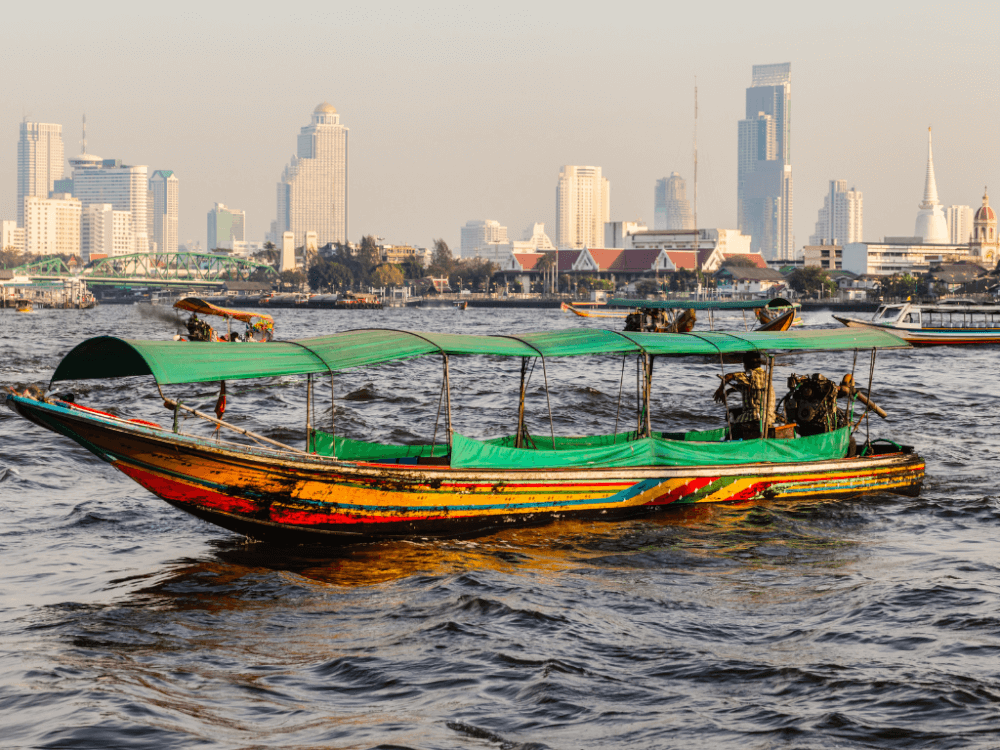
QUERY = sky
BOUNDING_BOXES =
[2,1,998,253]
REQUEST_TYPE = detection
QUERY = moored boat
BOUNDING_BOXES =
[4,327,923,543]
[834,299,1000,345]
[15,298,33,313]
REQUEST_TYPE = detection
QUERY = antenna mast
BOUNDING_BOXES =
[693,80,699,275]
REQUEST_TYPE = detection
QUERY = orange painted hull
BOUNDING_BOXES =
[8,395,925,543]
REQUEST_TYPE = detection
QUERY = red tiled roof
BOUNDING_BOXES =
[586,248,625,271]
[614,248,663,271]
[512,253,542,271]
[547,249,583,272]
[665,251,698,270]
[723,253,767,268]
[696,248,716,268]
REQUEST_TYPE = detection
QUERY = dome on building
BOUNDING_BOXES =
[314,102,337,114]
[974,190,995,222]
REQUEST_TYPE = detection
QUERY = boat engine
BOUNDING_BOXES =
[784,373,847,437]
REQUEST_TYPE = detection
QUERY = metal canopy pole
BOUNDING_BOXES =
[515,357,528,449]
[540,356,556,450]
[444,354,454,450]
[761,354,774,438]
[306,373,313,452]
[613,353,626,443]
[644,354,655,438]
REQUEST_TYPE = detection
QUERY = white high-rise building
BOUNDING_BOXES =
[654,173,694,230]
[947,205,973,244]
[2,220,25,252]
[809,180,863,245]
[460,220,509,258]
[72,160,149,254]
[81,204,134,261]
[914,128,949,244]
[24,194,81,256]
[17,122,64,227]
[149,170,178,254]
[556,165,610,249]
[276,103,348,247]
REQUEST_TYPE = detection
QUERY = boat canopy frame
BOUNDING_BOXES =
[51,327,907,387]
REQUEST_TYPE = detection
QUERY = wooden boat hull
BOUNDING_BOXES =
[833,316,1000,345]
[7,394,925,543]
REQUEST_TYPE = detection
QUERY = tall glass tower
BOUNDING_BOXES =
[737,63,793,260]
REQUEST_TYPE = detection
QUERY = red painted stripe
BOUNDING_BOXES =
[117,463,263,515]
[649,476,718,505]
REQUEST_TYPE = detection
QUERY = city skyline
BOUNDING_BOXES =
[1,4,997,255]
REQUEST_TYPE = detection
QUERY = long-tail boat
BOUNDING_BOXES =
[173,297,274,342]
[3,328,923,543]
[609,297,801,333]
[834,299,1000,345]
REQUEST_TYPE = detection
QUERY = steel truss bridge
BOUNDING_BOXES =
[9,253,278,288]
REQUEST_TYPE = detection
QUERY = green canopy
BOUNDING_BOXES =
[608,297,796,310]
[50,327,908,386]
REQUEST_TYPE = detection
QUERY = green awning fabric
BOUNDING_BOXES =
[451,427,851,469]
[50,328,909,386]
[608,297,797,310]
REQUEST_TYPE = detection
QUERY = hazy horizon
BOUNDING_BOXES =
[3,2,998,254]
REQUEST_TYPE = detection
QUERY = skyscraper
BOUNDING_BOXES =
[276,103,348,247]
[654,173,694,230]
[809,180,863,245]
[207,203,246,250]
[555,165,610,249]
[737,63,793,260]
[460,220,508,258]
[914,128,949,243]
[149,170,179,254]
[947,204,973,244]
[17,122,64,227]
[72,159,149,254]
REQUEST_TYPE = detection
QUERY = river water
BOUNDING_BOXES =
[1,304,999,749]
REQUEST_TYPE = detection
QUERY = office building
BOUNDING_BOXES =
[460,220,508,258]
[276,103,348,247]
[2,220,25,252]
[72,159,149,253]
[207,203,246,250]
[81,204,134,261]
[654,173,694,230]
[150,170,178,254]
[23,194,81,256]
[737,63,794,260]
[947,204,973,244]
[914,128,949,243]
[556,165,610,249]
[808,180,863,245]
[17,122,64,227]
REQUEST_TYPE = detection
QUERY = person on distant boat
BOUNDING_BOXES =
[185,313,214,342]
[713,351,776,435]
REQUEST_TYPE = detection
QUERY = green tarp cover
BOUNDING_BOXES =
[608,297,797,310]
[485,427,728,449]
[310,432,448,460]
[309,428,730,462]
[51,328,908,386]
[451,427,851,470]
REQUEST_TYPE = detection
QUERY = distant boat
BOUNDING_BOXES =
[15,299,32,313]
[607,297,801,333]
[834,299,1000,345]
[453,300,469,310]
